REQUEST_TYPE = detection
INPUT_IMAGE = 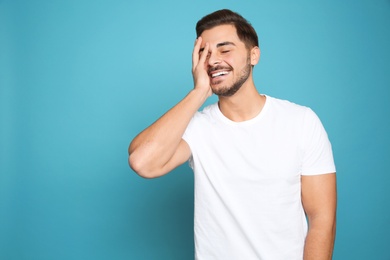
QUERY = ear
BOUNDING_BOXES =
[250,46,260,66]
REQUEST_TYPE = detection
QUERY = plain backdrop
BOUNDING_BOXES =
[1,0,389,259]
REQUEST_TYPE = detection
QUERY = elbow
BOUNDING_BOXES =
[128,152,161,179]
[307,212,337,238]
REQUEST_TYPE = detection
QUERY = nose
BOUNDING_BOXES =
[207,51,221,66]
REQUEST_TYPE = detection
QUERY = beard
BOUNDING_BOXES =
[211,55,252,97]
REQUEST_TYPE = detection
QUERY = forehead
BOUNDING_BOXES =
[200,24,243,48]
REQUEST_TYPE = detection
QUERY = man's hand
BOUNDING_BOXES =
[129,37,213,178]
[192,37,212,97]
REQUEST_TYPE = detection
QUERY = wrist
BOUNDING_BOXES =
[190,87,211,104]
[191,85,212,98]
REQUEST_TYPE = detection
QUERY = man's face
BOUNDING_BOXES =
[199,24,254,97]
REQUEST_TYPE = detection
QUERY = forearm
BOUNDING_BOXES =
[129,88,208,176]
[303,218,336,260]
[129,36,212,177]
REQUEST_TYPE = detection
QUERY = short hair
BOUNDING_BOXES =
[196,9,259,49]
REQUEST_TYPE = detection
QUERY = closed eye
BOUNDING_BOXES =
[221,49,232,54]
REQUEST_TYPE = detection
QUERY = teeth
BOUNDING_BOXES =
[211,71,229,78]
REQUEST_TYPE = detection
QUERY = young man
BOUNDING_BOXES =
[129,9,336,260]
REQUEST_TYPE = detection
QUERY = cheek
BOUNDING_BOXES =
[223,55,237,68]
[228,57,248,70]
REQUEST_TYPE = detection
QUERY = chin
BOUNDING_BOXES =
[213,84,242,97]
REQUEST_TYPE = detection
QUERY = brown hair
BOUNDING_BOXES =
[196,9,259,49]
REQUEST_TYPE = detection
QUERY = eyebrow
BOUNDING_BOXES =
[199,41,236,52]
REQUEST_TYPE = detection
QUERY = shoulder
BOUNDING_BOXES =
[191,102,219,122]
[267,95,312,119]
[268,96,308,111]
[185,102,218,135]
[183,102,219,148]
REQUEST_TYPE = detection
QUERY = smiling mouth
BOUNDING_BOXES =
[208,65,232,83]
[211,71,229,78]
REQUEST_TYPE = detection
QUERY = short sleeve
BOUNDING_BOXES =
[182,114,196,149]
[301,108,336,175]
[182,115,197,169]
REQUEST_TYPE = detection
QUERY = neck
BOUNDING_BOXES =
[218,80,266,122]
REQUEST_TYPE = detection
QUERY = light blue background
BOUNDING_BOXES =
[1,0,389,259]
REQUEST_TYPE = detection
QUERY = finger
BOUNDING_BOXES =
[192,37,202,69]
[198,42,209,66]
[194,36,200,46]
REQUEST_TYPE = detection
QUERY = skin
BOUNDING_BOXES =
[128,24,336,259]
[302,173,337,260]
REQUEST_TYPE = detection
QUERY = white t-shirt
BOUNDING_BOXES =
[182,95,336,260]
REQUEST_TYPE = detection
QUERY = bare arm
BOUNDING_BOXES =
[302,173,337,260]
[128,38,211,178]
